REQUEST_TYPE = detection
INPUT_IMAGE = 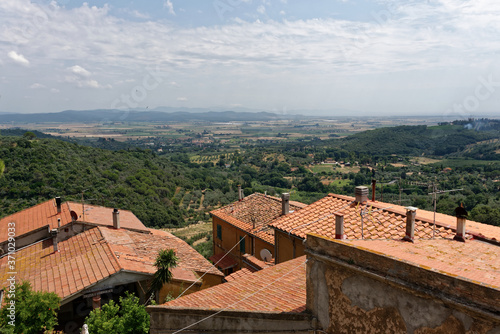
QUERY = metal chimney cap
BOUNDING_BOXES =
[405,206,418,212]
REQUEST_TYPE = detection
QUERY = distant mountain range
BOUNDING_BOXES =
[0,109,306,123]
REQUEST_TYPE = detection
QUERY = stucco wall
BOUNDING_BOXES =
[212,216,274,270]
[147,307,313,334]
[275,230,305,264]
[306,234,500,334]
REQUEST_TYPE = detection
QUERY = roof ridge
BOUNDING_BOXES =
[96,226,124,272]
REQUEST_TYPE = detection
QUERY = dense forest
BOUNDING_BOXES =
[0,121,499,228]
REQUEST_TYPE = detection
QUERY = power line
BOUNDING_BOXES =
[174,234,247,300]
[171,258,307,334]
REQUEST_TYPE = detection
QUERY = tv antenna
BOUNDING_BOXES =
[428,183,463,239]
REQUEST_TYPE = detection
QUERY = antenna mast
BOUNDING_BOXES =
[428,184,463,239]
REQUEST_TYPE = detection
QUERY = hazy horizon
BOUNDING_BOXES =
[1,0,499,118]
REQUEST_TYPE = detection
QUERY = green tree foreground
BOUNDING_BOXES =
[85,292,149,334]
[0,281,60,334]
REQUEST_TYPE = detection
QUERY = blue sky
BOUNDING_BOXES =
[1,0,499,117]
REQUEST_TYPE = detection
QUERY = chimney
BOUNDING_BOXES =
[454,217,466,242]
[403,207,417,242]
[113,208,120,229]
[238,185,243,201]
[57,218,61,228]
[92,296,101,310]
[50,229,59,252]
[55,197,62,214]
[371,179,376,202]
[281,193,290,215]
[335,214,345,239]
[354,186,369,203]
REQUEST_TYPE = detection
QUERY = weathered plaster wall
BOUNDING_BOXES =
[147,307,312,334]
[275,230,305,264]
[306,234,500,334]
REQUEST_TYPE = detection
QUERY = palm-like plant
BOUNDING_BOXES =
[147,249,179,303]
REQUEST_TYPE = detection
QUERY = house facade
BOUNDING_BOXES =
[210,192,306,275]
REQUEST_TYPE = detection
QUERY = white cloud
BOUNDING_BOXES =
[257,5,266,14]
[29,83,45,89]
[164,0,175,15]
[7,51,29,66]
[1,0,500,114]
[50,88,60,93]
[68,65,91,77]
[177,97,188,101]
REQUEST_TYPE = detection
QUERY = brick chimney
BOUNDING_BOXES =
[50,229,59,252]
[454,217,467,242]
[355,186,368,203]
[281,193,290,215]
[56,197,62,214]
[335,214,345,239]
[113,208,120,229]
[403,207,417,242]
[454,204,468,242]
[92,296,101,309]
[238,185,243,201]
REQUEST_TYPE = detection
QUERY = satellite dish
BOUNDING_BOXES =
[70,210,78,221]
[260,249,272,262]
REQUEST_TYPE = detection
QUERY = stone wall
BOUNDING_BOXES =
[147,307,313,334]
[305,234,500,334]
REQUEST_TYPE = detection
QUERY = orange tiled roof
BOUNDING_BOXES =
[211,193,306,244]
[335,238,500,289]
[270,193,496,241]
[0,199,149,244]
[161,256,307,313]
[225,268,254,282]
[67,202,149,233]
[0,226,222,302]
[0,199,73,243]
[243,254,273,271]
[102,228,223,277]
[0,227,120,301]
[209,252,238,270]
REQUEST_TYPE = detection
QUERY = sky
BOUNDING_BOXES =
[0,0,499,117]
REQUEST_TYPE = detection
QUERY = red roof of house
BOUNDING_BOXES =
[0,199,149,244]
[224,268,254,282]
[161,256,307,313]
[0,226,222,302]
[270,193,499,242]
[0,199,73,243]
[209,252,239,270]
[330,237,500,289]
[211,193,306,245]
[67,202,149,233]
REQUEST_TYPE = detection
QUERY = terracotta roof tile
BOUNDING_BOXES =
[209,252,238,270]
[225,268,254,282]
[0,227,222,302]
[337,238,500,289]
[211,193,306,245]
[161,256,307,313]
[67,202,149,232]
[0,199,149,245]
[0,199,73,243]
[270,193,499,242]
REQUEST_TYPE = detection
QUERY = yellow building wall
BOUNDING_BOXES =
[158,273,223,303]
[254,237,274,261]
[275,230,304,264]
[212,216,274,270]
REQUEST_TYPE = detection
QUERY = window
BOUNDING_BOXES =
[239,236,245,253]
[217,224,222,240]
